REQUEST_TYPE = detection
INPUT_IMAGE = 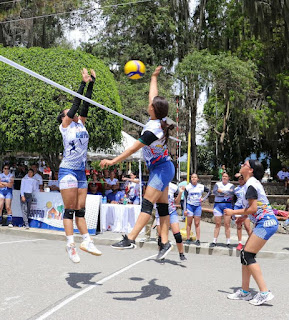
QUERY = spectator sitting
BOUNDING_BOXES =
[88,182,103,195]
[276,166,288,192]
[48,170,60,192]
[122,172,140,204]
[105,171,119,196]
[107,184,124,203]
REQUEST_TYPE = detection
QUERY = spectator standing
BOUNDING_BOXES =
[178,177,188,222]
[14,164,27,190]
[20,168,38,229]
[218,164,226,180]
[30,163,44,192]
[0,165,14,227]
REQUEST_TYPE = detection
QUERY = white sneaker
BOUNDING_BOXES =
[66,243,80,263]
[249,291,274,306]
[227,289,253,301]
[80,240,102,256]
[8,223,13,228]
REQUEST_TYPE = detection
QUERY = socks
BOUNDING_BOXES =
[241,289,249,294]
[66,235,74,246]
[82,233,91,242]
[213,238,217,243]
[261,291,269,295]
[226,238,230,244]
[239,241,242,244]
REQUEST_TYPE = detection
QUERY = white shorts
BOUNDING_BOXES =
[59,174,78,190]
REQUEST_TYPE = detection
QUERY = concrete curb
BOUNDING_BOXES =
[1,227,289,260]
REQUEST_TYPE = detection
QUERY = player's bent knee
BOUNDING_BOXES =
[63,209,75,220]
[156,203,169,217]
[75,208,85,217]
[174,232,182,243]
[240,250,256,265]
[141,198,154,215]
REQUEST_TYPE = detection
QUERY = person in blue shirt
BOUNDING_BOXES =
[0,164,14,227]
[106,185,124,203]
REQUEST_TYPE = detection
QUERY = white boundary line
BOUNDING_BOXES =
[0,239,46,245]
[35,253,157,320]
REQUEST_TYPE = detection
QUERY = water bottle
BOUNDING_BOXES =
[102,196,107,204]
[123,195,128,205]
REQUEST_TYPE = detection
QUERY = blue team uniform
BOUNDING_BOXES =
[0,172,14,199]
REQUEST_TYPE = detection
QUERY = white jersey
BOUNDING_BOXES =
[59,119,89,170]
[24,172,43,191]
[168,183,178,214]
[0,172,14,190]
[185,183,206,207]
[139,119,170,169]
[234,185,245,208]
[213,181,234,202]
[242,176,274,223]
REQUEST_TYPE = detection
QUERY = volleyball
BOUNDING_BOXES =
[124,60,146,79]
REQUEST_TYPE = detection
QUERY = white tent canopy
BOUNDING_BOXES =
[87,131,142,161]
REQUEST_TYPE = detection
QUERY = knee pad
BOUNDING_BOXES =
[240,250,256,265]
[174,232,182,243]
[141,198,154,215]
[63,209,75,220]
[75,208,85,218]
[156,203,169,217]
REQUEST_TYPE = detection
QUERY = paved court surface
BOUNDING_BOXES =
[1,233,289,320]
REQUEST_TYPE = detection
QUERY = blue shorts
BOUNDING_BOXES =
[253,215,278,240]
[147,161,175,192]
[170,210,179,224]
[0,188,13,199]
[187,204,202,217]
[213,202,232,216]
[58,168,87,190]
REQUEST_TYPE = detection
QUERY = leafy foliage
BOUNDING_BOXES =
[0,46,122,167]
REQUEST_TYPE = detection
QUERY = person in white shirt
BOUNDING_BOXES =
[105,171,119,196]
[56,68,101,263]
[31,163,43,192]
[20,168,38,229]
[210,172,235,248]
[122,172,140,203]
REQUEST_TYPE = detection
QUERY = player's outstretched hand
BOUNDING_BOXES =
[224,208,234,216]
[152,66,162,77]
[82,68,91,83]
[100,159,114,168]
[90,69,96,80]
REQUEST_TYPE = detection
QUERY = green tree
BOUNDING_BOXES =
[0,46,122,169]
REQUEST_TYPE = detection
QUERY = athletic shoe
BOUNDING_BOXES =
[195,240,201,246]
[25,225,30,230]
[185,239,191,245]
[156,242,173,260]
[8,223,13,228]
[179,253,187,261]
[111,235,136,249]
[227,243,232,249]
[66,243,80,263]
[80,240,102,256]
[209,242,216,248]
[227,289,253,301]
[236,243,243,251]
[249,291,274,306]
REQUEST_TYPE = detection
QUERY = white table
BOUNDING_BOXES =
[100,204,141,233]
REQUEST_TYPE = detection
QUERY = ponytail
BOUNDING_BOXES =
[161,118,174,144]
